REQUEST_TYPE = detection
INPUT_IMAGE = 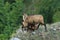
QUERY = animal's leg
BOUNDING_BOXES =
[41,21,47,32]
[31,26,35,31]
[27,25,34,32]
[35,23,39,30]
[26,23,30,31]
[41,23,47,32]
[44,24,47,32]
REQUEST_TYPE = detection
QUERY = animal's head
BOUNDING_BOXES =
[22,21,28,27]
[22,21,28,31]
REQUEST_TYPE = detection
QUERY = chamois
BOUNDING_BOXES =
[22,14,47,32]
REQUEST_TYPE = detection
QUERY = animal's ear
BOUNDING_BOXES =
[23,13,28,21]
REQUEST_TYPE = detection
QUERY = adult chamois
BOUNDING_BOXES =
[22,14,47,32]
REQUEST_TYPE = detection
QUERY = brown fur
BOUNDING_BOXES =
[25,15,44,24]
[22,14,47,32]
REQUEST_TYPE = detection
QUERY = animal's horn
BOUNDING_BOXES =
[23,13,28,21]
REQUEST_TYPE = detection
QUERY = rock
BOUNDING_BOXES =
[10,37,20,40]
[10,22,60,40]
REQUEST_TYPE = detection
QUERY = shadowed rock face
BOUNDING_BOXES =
[10,22,60,40]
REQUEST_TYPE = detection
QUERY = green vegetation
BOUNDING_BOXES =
[0,0,60,40]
